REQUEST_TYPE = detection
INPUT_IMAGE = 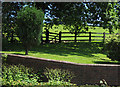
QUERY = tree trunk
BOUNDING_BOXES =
[25,48,28,55]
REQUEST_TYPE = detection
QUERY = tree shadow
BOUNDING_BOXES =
[4,42,120,64]
[30,42,104,58]
[3,42,104,58]
[2,43,24,52]
[94,61,120,64]
[13,53,25,55]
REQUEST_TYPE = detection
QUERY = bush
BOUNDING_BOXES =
[43,68,76,86]
[2,64,76,86]
[105,34,120,61]
[1,54,8,63]
[2,64,40,86]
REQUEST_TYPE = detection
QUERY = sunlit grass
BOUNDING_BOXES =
[2,42,120,64]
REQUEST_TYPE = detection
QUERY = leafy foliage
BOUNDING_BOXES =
[49,3,88,32]
[49,2,120,33]
[2,64,76,86]
[16,6,44,55]
[105,34,120,61]
[2,2,49,42]
[2,2,25,42]
[102,3,119,33]
[44,68,75,86]
[2,2,120,41]
[2,64,40,86]
[1,54,8,63]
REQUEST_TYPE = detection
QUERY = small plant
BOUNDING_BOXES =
[105,34,120,61]
[1,54,8,63]
[2,64,40,86]
[99,79,108,87]
[43,68,76,86]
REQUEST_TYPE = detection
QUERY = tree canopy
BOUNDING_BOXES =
[2,2,120,39]
[48,2,120,33]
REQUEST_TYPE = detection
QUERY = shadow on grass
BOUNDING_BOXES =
[94,61,120,64]
[3,42,104,58]
[4,42,119,64]
[13,53,25,55]
[31,42,104,58]
[2,43,24,52]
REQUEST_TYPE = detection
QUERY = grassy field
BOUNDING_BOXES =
[2,25,120,64]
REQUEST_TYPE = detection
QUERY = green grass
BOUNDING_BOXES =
[2,42,120,64]
[2,25,120,64]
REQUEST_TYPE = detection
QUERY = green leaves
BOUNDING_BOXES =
[49,2,120,33]
[2,64,39,86]
[104,3,119,33]
[16,6,44,54]
[44,68,75,83]
[105,34,120,61]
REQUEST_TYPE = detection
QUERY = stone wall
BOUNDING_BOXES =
[6,54,120,86]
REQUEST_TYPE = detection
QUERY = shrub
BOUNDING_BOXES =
[2,64,40,86]
[105,34,120,61]
[1,54,8,63]
[43,68,76,86]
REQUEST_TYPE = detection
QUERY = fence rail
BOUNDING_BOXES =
[41,30,115,43]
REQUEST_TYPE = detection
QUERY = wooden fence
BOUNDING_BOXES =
[7,30,118,43]
[42,30,112,43]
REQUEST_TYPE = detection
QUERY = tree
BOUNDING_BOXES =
[2,2,25,42]
[99,2,119,33]
[49,3,88,33]
[86,2,119,33]
[2,2,49,43]
[48,2,120,33]
[16,6,44,55]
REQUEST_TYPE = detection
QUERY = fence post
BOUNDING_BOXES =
[59,31,61,43]
[89,32,91,42]
[41,35,43,44]
[46,29,49,43]
[103,32,105,43]
[75,31,77,42]
[55,36,56,43]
